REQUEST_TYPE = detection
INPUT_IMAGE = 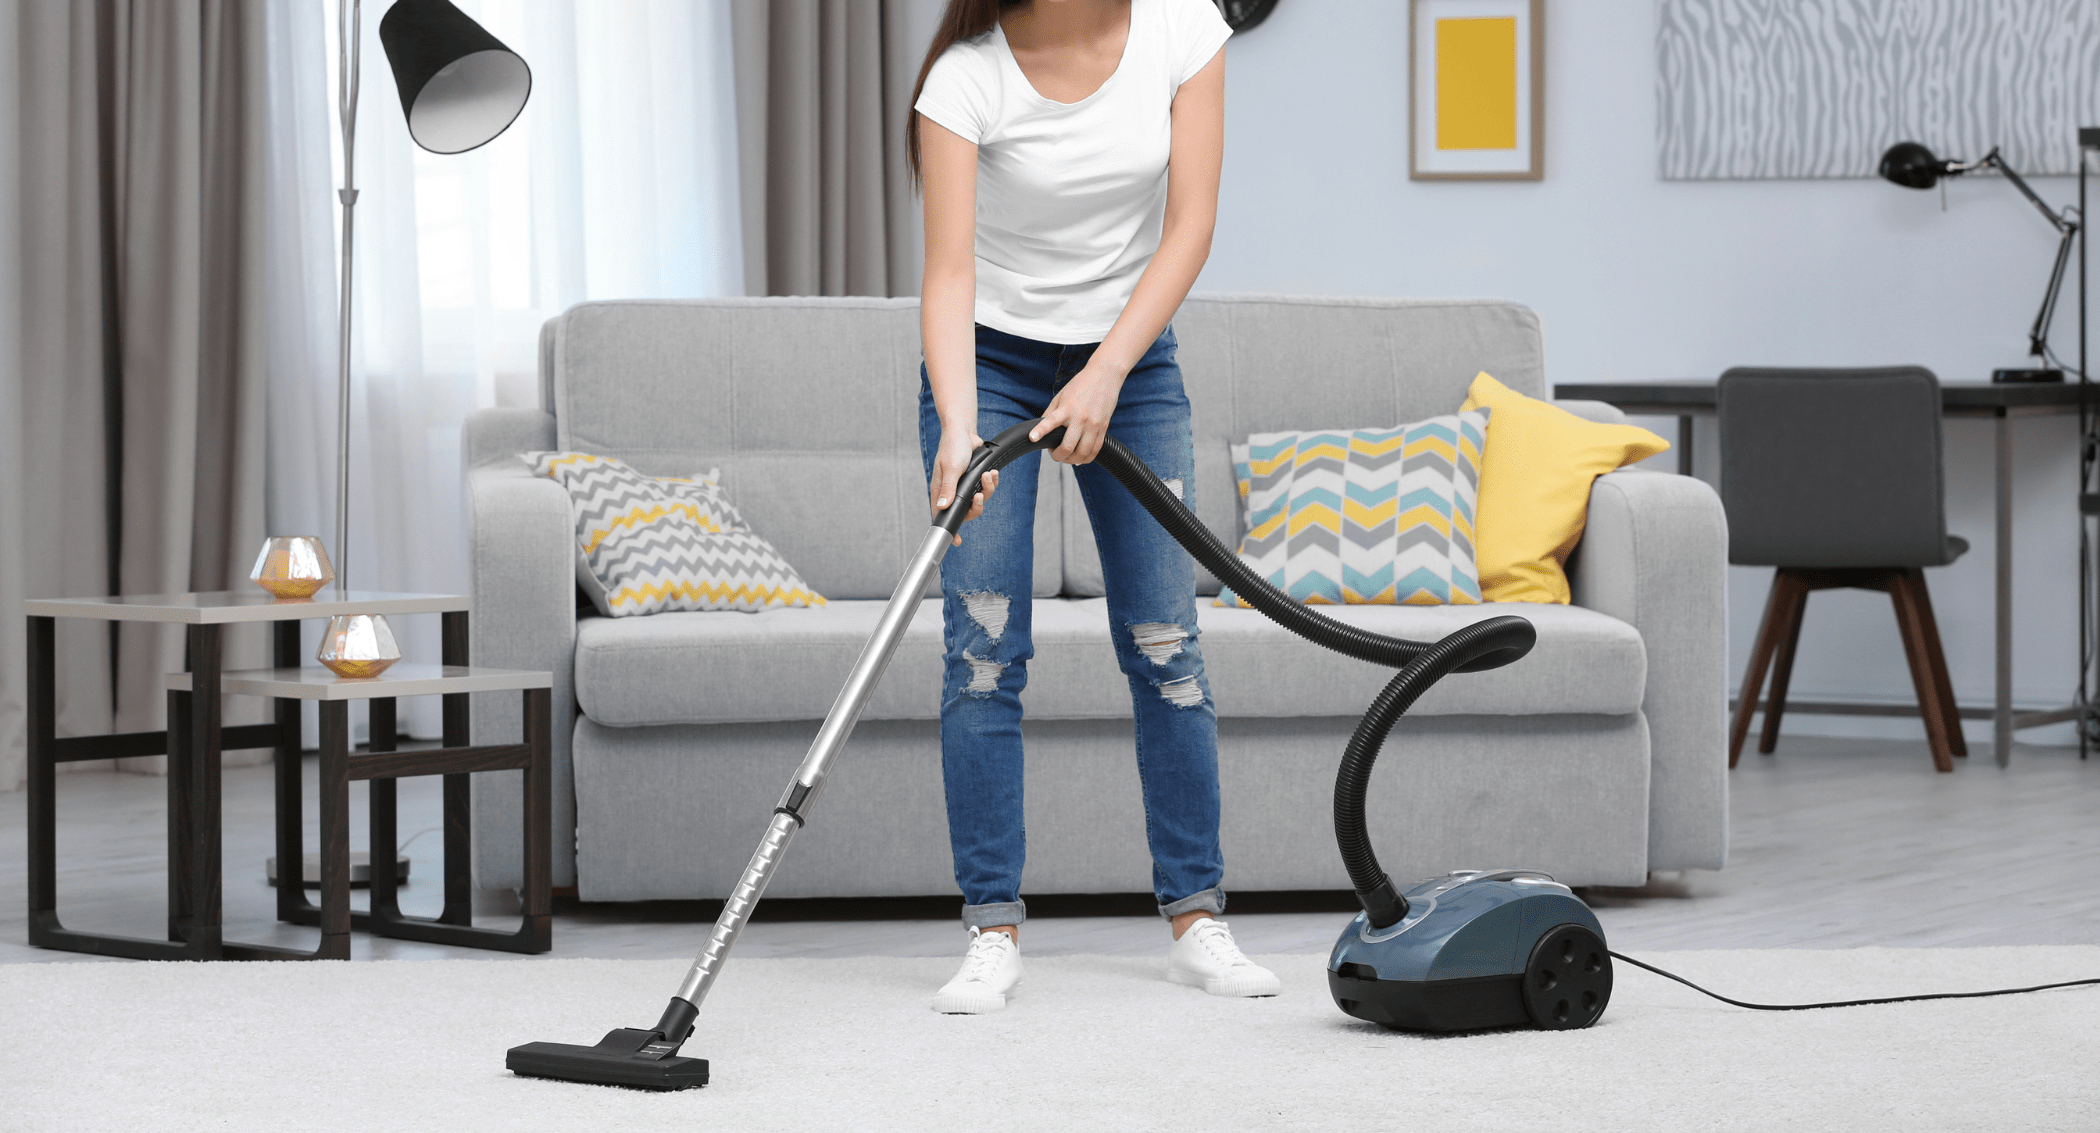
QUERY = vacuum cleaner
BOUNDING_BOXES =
[506,416,1558,1089]
[505,418,2097,1089]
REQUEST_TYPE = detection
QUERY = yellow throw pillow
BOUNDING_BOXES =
[1460,372,1670,604]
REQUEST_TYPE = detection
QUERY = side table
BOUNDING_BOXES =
[24,590,463,960]
[167,664,552,958]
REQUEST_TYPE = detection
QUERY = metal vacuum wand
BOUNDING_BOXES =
[672,523,953,1009]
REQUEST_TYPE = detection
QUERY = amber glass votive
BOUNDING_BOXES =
[316,613,400,679]
[250,536,335,600]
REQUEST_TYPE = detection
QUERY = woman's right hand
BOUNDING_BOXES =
[931,427,998,545]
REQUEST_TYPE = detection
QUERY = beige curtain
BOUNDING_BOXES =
[732,0,938,298]
[0,0,273,791]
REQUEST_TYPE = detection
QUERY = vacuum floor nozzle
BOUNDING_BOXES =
[506,1029,709,1091]
[508,997,708,1090]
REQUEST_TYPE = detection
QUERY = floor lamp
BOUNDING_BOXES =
[318,0,530,678]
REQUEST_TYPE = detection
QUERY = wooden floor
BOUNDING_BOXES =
[4,735,2096,964]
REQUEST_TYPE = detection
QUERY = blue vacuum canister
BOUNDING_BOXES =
[1328,869,1610,1031]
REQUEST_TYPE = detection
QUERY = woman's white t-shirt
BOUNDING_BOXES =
[914,0,1231,344]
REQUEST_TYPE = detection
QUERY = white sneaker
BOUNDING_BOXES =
[933,927,1023,1014]
[1167,918,1282,998]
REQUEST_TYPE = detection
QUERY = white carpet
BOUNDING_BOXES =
[4,947,2095,1132]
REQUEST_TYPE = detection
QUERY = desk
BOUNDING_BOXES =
[1554,380,2088,767]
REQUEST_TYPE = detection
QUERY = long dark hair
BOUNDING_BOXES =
[907,0,1024,186]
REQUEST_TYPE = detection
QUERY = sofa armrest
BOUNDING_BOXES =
[1553,399,1629,426]
[1569,468,1729,872]
[466,405,558,469]
[462,408,583,888]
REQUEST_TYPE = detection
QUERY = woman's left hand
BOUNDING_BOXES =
[1031,362,1126,465]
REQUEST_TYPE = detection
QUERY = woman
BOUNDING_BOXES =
[912,0,1279,1013]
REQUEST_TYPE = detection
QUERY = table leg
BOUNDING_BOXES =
[1678,414,1695,478]
[1995,412,2014,767]
[167,687,192,941]
[26,617,56,940]
[183,624,223,956]
[316,700,353,959]
[521,686,552,949]
[272,621,312,922]
[368,697,401,920]
[441,611,471,926]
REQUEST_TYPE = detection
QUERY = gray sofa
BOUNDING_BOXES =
[464,295,1728,903]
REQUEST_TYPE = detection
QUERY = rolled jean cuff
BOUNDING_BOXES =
[961,900,1027,931]
[1158,887,1225,920]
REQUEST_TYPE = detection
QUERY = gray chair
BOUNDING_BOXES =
[1719,366,1969,772]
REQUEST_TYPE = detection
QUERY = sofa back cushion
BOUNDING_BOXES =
[543,298,1063,601]
[1062,295,1548,595]
[540,296,1544,601]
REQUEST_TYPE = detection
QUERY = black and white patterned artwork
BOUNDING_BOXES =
[1657,0,2100,180]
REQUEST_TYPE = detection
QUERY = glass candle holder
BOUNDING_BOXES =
[250,536,335,600]
[316,613,400,680]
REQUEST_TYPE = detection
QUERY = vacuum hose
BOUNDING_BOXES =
[938,421,1536,930]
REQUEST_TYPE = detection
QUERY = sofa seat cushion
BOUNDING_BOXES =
[1194,600,1644,717]
[573,597,1644,727]
[574,599,1128,726]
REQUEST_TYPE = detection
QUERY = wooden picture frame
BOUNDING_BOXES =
[1409,0,1545,181]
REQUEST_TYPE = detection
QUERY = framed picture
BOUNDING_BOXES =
[1409,0,1544,181]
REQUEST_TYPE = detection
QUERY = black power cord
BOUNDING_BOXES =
[1610,951,2100,1011]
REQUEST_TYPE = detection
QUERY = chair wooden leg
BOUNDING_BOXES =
[1887,570,1958,772]
[1731,572,1794,768]
[1758,573,1810,754]
[1902,568,1966,758]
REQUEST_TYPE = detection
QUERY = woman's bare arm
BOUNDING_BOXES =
[1029,45,1225,464]
[920,116,996,541]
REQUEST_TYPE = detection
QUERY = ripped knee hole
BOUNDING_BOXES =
[1131,621,1188,665]
[962,651,1005,694]
[1157,675,1204,708]
[960,590,1012,641]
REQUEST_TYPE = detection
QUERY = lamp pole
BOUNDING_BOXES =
[311,0,401,681]
[335,0,361,594]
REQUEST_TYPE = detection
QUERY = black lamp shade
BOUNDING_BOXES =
[1879,141,1948,190]
[378,0,531,155]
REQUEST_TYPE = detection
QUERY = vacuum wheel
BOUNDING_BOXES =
[1521,924,1611,1030]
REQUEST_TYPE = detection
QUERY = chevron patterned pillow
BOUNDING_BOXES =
[523,452,825,617]
[1214,410,1490,607]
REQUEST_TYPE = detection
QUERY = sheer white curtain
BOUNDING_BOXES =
[283,0,744,740]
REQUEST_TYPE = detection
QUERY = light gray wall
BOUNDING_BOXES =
[1200,0,2089,744]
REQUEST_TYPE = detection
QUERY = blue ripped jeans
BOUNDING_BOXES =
[919,323,1225,931]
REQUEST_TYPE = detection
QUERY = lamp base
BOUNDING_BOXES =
[1992,368,2064,384]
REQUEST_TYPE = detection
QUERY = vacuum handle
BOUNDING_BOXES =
[933,419,1067,536]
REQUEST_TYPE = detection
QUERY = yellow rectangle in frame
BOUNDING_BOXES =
[1435,16,1518,150]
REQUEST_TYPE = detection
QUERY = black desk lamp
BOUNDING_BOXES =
[1879,142,2082,383]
